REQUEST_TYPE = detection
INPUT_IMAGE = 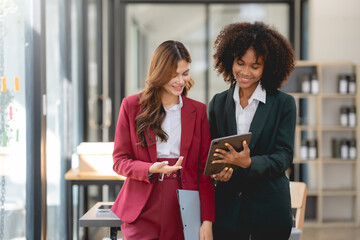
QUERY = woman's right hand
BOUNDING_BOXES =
[148,156,183,174]
[211,167,233,182]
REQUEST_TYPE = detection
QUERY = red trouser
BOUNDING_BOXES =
[121,158,184,240]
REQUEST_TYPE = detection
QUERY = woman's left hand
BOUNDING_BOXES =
[199,220,213,240]
[212,140,251,168]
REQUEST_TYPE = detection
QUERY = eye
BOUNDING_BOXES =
[183,70,190,76]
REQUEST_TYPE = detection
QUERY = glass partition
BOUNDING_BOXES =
[126,4,207,103]
[208,3,290,100]
[0,0,27,239]
[125,3,290,105]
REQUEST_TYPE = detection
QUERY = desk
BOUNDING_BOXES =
[79,202,123,240]
[65,168,125,240]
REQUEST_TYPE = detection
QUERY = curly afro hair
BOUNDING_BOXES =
[213,21,295,94]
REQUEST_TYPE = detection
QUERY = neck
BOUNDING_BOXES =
[239,85,256,100]
[161,93,180,109]
[238,83,257,109]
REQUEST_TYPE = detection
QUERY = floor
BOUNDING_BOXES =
[89,227,360,240]
[303,227,360,240]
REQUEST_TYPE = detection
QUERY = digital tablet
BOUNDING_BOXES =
[204,133,252,176]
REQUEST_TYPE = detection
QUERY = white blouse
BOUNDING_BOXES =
[156,95,183,158]
[233,82,266,134]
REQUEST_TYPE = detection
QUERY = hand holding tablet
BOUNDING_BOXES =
[204,133,252,176]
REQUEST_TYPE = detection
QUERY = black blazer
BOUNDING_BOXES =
[208,86,296,230]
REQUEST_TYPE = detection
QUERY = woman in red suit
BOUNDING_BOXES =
[111,40,215,240]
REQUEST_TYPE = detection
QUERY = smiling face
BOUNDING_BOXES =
[232,47,264,95]
[162,59,190,100]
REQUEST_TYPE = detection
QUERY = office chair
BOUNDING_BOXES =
[289,181,307,240]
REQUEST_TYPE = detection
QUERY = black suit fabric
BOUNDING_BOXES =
[208,86,296,233]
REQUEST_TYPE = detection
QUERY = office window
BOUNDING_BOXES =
[126,4,207,103]
[208,3,290,100]
[124,2,291,105]
[0,0,27,239]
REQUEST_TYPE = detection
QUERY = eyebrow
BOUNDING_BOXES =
[176,69,190,74]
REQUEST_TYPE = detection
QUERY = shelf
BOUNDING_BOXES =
[322,93,357,98]
[322,190,356,196]
[285,61,359,227]
[322,158,356,163]
[289,93,357,98]
[321,126,357,131]
[289,93,319,98]
[310,222,358,228]
[307,190,320,196]
[293,158,320,163]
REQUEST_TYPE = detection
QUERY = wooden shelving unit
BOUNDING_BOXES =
[282,61,359,227]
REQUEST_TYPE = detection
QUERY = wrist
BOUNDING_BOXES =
[202,220,212,226]
[245,157,252,168]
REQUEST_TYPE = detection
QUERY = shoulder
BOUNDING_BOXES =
[210,88,231,102]
[120,94,141,115]
[271,90,296,111]
[123,94,141,104]
[182,95,206,112]
[273,90,295,104]
[209,88,232,110]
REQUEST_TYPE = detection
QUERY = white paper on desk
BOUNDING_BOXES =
[177,189,201,240]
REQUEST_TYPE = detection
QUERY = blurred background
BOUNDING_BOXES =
[1,0,360,239]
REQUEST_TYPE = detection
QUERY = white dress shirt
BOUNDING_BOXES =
[233,82,266,134]
[156,95,183,158]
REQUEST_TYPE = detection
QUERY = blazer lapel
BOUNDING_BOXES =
[248,94,275,149]
[180,96,196,163]
[224,87,238,136]
[145,129,158,163]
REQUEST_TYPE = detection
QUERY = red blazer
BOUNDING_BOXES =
[111,94,215,223]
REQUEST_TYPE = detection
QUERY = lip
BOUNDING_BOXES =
[237,75,253,83]
[172,85,184,92]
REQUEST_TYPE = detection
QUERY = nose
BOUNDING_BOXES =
[242,66,251,76]
[176,75,185,84]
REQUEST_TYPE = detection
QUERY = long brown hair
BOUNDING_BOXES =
[135,40,194,146]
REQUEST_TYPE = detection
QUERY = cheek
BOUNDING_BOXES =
[232,64,238,73]
[184,75,191,82]
[254,69,263,79]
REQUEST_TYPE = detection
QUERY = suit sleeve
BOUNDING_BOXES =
[208,94,220,140]
[246,95,296,180]
[112,97,153,182]
[198,104,215,222]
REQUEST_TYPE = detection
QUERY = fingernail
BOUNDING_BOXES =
[225,143,229,146]
[164,161,169,164]
[213,154,217,156]
[243,140,247,145]
[225,167,228,171]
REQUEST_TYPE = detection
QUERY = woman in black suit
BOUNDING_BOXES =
[208,22,296,240]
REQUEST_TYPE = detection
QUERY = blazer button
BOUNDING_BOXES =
[173,174,177,178]
[166,173,170,177]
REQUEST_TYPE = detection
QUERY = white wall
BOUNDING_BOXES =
[309,0,360,65]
